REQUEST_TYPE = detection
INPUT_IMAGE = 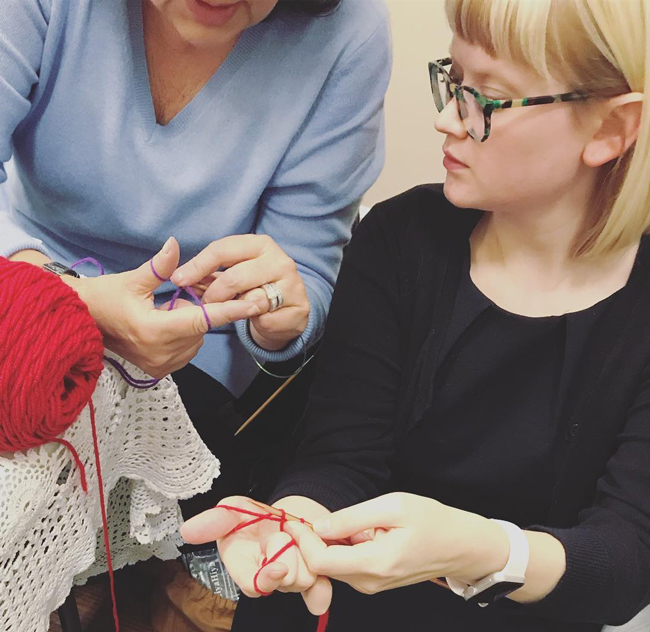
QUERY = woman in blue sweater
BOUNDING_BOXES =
[0,0,391,503]
[183,0,650,630]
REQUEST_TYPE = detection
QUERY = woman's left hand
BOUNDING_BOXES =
[285,492,510,595]
[171,235,310,351]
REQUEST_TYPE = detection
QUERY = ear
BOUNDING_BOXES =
[583,94,644,168]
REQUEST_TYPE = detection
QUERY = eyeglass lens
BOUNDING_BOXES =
[458,90,485,140]
[433,67,486,141]
[432,68,453,111]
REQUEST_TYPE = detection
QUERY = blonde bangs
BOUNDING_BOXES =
[445,0,555,78]
[444,0,630,92]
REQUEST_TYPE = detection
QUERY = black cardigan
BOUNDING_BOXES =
[272,185,650,626]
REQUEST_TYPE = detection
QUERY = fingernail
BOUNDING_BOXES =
[313,518,330,535]
[162,237,173,255]
[254,296,269,312]
[172,271,184,285]
[269,569,285,580]
[247,305,261,317]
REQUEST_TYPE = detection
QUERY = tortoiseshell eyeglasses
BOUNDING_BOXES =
[429,57,595,142]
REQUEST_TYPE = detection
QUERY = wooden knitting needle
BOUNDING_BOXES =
[248,499,314,528]
[247,499,353,546]
[185,280,306,437]
[234,372,299,436]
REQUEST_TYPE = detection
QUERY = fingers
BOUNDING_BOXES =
[266,532,300,586]
[158,297,194,312]
[128,237,180,294]
[252,562,289,596]
[181,496,276,544]
[157,299,260,335]
[249,305,309,337]
[204,256,302,304]
[190,272,222,298]
[202,257,285,304]
[238,287,275,315]
[286,521,375,578]
[202,300,261,330]
[349,529,377,545]
[237,278,303,316]
[302,576,333,617]
[181,505,245,545]
[171,235,272,288]
[266,531,321,597]
[312,496,403,541]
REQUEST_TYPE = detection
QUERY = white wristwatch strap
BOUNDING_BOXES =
[446,519,530,604]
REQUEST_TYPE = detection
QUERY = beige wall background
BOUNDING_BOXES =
[364,0,452,207]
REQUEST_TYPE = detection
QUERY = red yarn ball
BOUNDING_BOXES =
[0,257,104,451]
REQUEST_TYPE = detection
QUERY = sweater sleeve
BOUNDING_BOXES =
[235,11,392,362]
[520,364,650,625]
[0,0,51,258]
[269,205,404,510]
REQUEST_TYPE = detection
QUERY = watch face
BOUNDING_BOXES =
[43,262,80,278]
[466,580,523,604]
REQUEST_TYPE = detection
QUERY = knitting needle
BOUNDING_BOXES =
[247,499,314,528]
[247,499,353,546]
[234,372,299,436]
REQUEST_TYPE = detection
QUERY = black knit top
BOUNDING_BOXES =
[265,185,650,631]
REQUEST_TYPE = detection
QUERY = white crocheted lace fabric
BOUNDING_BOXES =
[0,357,220,632]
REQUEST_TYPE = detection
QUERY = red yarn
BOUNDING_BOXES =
[89,400,120,630]
[218,504,330,631]
[0,258,104,449]
[0,257,119,631]
[316,609,330,632]
[253,540,297,596]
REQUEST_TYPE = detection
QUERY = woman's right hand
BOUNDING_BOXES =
[67,237,260,378]
[181,496,333,616]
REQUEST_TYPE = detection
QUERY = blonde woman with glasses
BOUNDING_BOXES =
[183,1,650,630]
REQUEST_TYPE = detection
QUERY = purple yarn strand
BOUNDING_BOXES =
[167,286,212,331]
[104,356,160,388]
[185,286,212,331]
[150,259,170,283]
[169,287,184,311]
[70,257,105,275]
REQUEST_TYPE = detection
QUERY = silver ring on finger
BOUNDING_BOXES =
[261,282,284,312]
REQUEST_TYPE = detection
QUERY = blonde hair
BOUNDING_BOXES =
[445,0,650,257]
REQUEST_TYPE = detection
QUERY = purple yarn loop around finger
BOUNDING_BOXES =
[150,259,170,283]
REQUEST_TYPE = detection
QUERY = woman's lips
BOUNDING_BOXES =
[186,0,240,27]
[443,151,469,171]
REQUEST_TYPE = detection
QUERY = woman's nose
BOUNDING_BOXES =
[434,98,467,139]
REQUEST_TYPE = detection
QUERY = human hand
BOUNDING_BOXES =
[181,496,332,615]
[170,235,310,351]
[286,492,510,595]
[70,238,260,378]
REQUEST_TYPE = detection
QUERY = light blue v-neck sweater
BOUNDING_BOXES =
[0,0,391,395]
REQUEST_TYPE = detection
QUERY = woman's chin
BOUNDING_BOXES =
[173,14,239,49]
[443,179,477,209]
